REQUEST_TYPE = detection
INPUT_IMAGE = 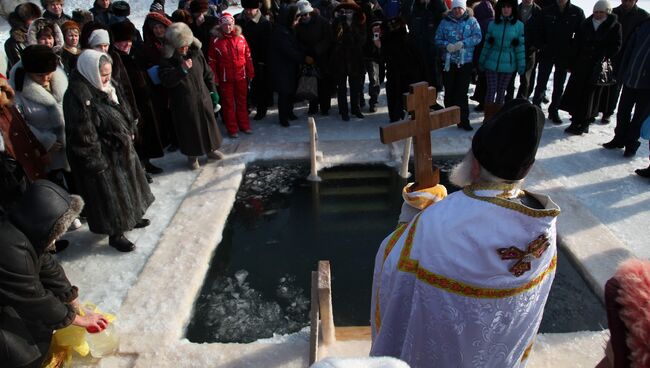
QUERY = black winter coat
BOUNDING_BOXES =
[269,23,305,94]
[4,13,29,72]
[235,12,273,65]
[613,4,649,42]
[330,15,367,78]
[64,72,154,236]
[296,14,333,73]
[537,1,585,65]
[159,45,222,156]
[0,181,80,368]
[114,48,166,160]
[559,14,622,119]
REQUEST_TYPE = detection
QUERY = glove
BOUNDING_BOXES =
[446,43,456,53]
[487,36,495,45]
[511,38,520,47]
[214,103,221,113]
[210,91,220,106]
[454,41,464,50]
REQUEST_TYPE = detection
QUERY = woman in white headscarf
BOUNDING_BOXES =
[63,49,154,252]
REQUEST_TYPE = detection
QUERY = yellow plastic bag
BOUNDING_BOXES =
[43,303,117,368]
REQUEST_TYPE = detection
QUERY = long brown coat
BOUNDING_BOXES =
[159,44,222,157]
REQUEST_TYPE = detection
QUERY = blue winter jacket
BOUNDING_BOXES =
[479,17,526,74]
[435,11,483,66]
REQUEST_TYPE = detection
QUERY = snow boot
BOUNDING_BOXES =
[635,166,650,178]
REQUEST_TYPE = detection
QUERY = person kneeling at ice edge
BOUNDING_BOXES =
[371,99,560,367]
[0,180,109,368]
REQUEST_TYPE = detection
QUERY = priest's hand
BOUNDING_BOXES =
[398,183,447,223]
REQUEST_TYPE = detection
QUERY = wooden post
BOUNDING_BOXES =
[309,271,320,365]
[380,82,461,190]
[307,117,322,182]
[318,260,335,345]
[400,137,412,179]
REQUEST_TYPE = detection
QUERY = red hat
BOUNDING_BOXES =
[146,12,172,27]
[219,12,235,25]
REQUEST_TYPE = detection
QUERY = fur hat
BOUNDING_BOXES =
[241,0,261,9]
[15,2,42,22]
[472,99,544,180]
[297,0,313,14]
[451,0,466,9]
[111,21,135,42]
[189,0,209,14]
[146,11,172,27]
[111,1,131,17]
[72,8,94,28]
[163,22,200,58]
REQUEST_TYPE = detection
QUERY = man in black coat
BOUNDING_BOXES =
[296,0,334,115]
[41,0,72,27]
[236,0,274,120]
[600,0,649,122]
[189,0,219,57]
[532,0,584,124]
[0,181,108,368]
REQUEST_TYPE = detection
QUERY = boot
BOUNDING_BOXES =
[635,165,650,178]
[457,121,473,131]
[144,160,163,174]
[483,103,502,123]
[109,234,135,252]
[603,137,625,149]
[207,150,225,160]
[134,218,151,229]
[564,122,583,135]
[187,156,199,170]
[253,109,267,120]
[624,141,640,158]
[548,110,562,124]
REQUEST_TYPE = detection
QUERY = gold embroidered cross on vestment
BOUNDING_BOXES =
[497,234,550,277]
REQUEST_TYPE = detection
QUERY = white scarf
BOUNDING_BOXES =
[593,17,604,30]
[76,50,119,104]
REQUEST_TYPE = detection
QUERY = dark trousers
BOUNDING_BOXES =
[250,63,272,112]
[277,92,294,125]
[363,59,380,106]
[443,63,473,124]
[604,82,623,116]
[614,86,650,145]
[507,52,537,100]
[533,58,568,112]
[386,78,405,122]
[337,74,363,116]
[309,74,332,113]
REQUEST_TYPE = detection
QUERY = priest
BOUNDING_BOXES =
[370,99,560,367]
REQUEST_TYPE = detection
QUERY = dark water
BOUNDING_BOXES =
[186,162,606,343]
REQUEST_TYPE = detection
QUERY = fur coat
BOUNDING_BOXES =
[63,70,154,236]
[10,64,69,172]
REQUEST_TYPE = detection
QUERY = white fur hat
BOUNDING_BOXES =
[163,22,201,58]
[451,0,466,9]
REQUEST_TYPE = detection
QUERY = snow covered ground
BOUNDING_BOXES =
[1,0,649,366]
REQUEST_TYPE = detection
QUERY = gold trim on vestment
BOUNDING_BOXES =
[397,215,557,298]
[463,183,561,218]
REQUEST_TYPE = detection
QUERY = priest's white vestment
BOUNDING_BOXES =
[370,183,561,368]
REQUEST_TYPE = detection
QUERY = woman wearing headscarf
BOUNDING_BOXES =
[158,22,224,170]
[9,45,70,190]
[561,0,622,136]
[63,50,154,252]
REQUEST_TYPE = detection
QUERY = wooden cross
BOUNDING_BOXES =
[380,82,461,190]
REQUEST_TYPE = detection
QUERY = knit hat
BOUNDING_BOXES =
[297,0,314,14]
[146,11,172,27]
[21,45,59,73]
[111,21,135,42]
[451,0,466,10]
[241,0,261,9]
[111,1,131,17]
[60,20,80,35]
[189,0,209,14]
[220,12,235,25]
[471,99,545,180]
[88,29,110,47]
[593,0,612,13]
[171,9,193,25]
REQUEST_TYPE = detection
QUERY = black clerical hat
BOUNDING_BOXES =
[471,99,544,180]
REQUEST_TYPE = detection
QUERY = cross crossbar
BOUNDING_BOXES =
[380,82,461,190]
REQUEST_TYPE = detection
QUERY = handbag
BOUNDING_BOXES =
[592,58,616,86]
[295,65,319,101]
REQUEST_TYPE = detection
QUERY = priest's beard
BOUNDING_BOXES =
[449,152,474,188]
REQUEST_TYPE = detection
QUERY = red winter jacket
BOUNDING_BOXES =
[208,26,254,84]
